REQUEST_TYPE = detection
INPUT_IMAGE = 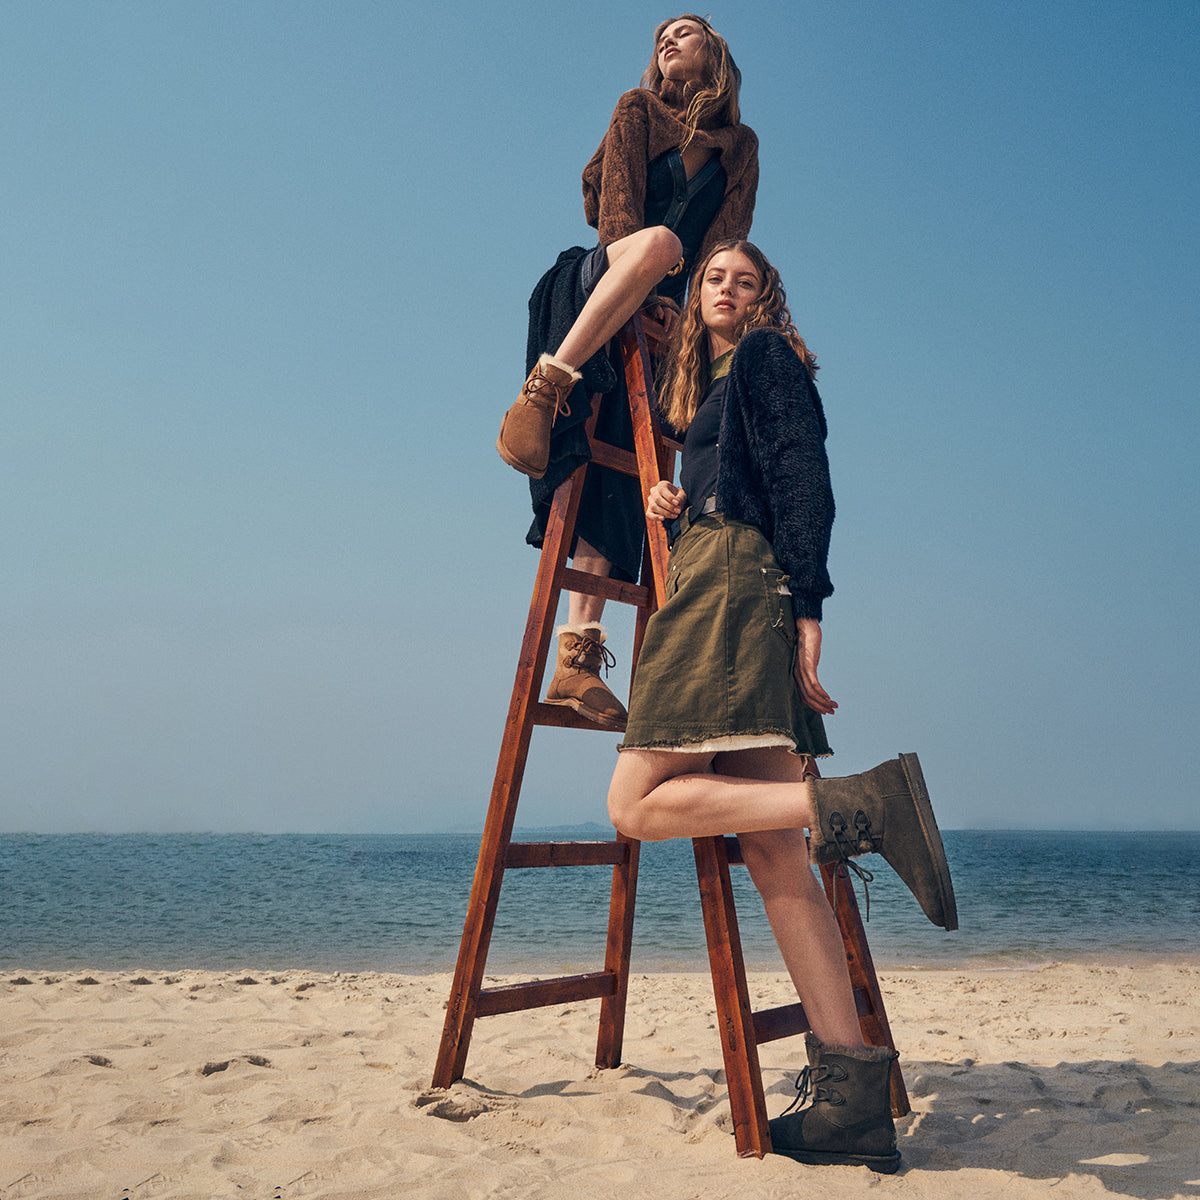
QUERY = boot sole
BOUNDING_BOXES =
[495,427,547,479]
[772,1146,901,1174]
[544,696,627,730]
[898,752,958,931]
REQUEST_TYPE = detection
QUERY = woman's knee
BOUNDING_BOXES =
[608,226,683,279]
[607,784,649,841]
[643,225,683,274]
[606,765,644,839]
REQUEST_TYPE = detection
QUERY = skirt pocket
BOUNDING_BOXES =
[760,566,794,647]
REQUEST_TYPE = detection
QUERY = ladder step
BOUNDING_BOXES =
[530,702,625,730]
[506,841,629,869]
[476,971,618,1017]
[559,566,652,608]
[751,986,876,1046]
[587,441,639,476]
[589,435,683,477]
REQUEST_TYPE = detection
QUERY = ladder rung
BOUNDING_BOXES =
[476,971,618,1017]
[752,1002,809,1045]
[530,702,622,730]
[751,984,875,1046]
[588,440,639,477]
[506,841,629,869]
[559,566,652,608]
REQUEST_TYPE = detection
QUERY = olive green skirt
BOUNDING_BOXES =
[618,513,831,757]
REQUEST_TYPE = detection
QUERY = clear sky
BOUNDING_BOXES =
[2,1,1197,834]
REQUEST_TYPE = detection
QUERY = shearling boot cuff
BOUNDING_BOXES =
[540,353,582,383]
[806,1032,896,1063]
[556,623,608,641]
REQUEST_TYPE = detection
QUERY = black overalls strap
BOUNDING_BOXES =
[662,150,724,232]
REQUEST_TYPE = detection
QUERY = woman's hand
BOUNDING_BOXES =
[641,297,682,353]
[794,618,838,716]
[646,480,687,522]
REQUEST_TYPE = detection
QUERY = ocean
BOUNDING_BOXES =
[2,830,1197,974]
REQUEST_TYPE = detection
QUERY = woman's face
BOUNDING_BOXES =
[699,249,763,348]
[656,19,709,83]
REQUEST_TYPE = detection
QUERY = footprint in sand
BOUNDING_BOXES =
[413,1088,493,1121]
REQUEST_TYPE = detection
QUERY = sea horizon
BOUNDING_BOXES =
[3,830,1198,974]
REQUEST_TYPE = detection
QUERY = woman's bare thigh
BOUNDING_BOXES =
[712,745,815,784]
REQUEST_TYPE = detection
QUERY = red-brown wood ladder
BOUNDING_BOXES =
[432,318,910,1157]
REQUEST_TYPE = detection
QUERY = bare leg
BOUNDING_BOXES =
[543,230,680,645]
[607,747,818,843]
[554,226,682,370]
[547,228,680,617]
[720,750,866,1050]
[568,537,610,626]
[607,745,863,1048]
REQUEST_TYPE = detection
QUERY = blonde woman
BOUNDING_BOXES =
[498,16,758,730]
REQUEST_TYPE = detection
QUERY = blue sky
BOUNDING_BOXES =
[2,1,1197,833]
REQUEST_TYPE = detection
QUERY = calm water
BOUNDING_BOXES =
[2,830,1197,973]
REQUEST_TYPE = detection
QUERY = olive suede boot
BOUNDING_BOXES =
[769,1033,901,1174]
[808,753,957,931]
[544,624,627,728]
[496,353,581,478]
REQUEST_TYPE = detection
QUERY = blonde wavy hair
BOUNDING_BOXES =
[658,239,818,435]
[641,14,742,149]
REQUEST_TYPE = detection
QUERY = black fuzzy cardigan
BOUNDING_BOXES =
[715,329,835,621]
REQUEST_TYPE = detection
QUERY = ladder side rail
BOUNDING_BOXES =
[594,320,674,1071]
[621,320,772,1155]
[595,832,640,1068]
[820,862,911,1117]
[692,835,773,1158]
[618,322,673,601]
[432,459,589,1087]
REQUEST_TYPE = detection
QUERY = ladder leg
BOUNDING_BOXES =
[432,469,585,1088]
[595,832,640,1068]
[820,862,911,1117]
[693,835,772,1158]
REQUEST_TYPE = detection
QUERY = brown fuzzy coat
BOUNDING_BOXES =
[581,87,759,257]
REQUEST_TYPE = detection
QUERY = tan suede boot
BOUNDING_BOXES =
[497,353,581,478]
[544,624,628,728]
[808,753,958,931]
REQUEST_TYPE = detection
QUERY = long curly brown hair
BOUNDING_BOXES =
[640,15,742,149]
[658,239,818,435]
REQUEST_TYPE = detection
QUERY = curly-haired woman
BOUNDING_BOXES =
[608,239,957,1172]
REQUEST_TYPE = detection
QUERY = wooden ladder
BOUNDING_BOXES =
[432,319,910,1157]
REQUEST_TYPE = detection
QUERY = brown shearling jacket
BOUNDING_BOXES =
[581,87,759,258]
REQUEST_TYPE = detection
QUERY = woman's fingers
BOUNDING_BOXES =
[795,618,838,715]
[646,480,686,520]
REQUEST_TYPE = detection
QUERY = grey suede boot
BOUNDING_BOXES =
[769,1033,901,1174]
[808,753,957,931]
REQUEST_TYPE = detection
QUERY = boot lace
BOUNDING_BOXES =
[569,636,616,676]
[778,1062,849,1117]
[525,370,572,421]
[827,811,876,920]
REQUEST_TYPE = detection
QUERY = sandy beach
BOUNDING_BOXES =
[2,962,1197,1199]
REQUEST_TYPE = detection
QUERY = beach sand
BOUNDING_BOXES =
[1,963,1197,1199]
